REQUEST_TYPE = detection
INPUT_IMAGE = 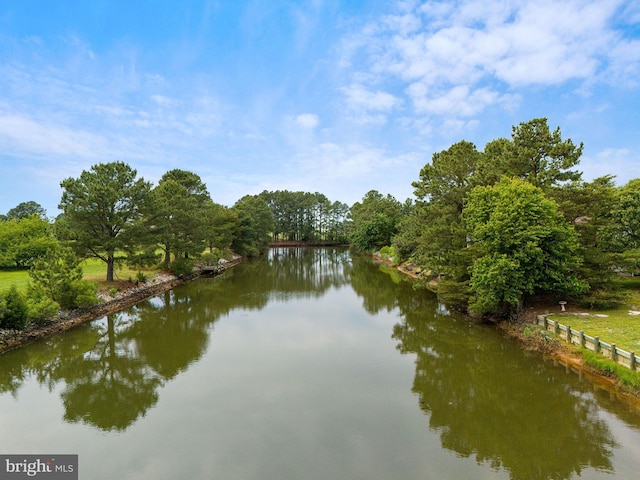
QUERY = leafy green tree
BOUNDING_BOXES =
[549,176,618,289]
[58,162,151,281]
[605,179,640,252]
[594,178,640,278]
[465,178,587,317]
[203,202,238,252]
[29,246,97,309]
[349,190,403,252]
[160,169,211,203]
[151,180,204,268]
[6,201,47,220]
[326,200,350,243]
[231,195,274,257]
[0,215,58,268]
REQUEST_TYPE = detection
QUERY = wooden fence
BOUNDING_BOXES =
[535,315,639,371]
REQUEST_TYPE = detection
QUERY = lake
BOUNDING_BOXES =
[1,247,640,479]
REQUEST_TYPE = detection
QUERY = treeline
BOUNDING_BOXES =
[3,116,638,325]
[349,117,640,318]
[258,190,350,243]
[0,163,350,329]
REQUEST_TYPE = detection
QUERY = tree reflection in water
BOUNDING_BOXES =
[347,254,620,480]
[0,246,630,476]
[392,287,616,480]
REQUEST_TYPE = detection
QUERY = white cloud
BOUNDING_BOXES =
[341,0,634,126]
[582,148,640,185]
[294,113,319,129]
[151,94,182,108]
[0,113,107,158]
[342,84,402,111]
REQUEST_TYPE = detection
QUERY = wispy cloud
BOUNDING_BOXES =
[0,0,638,215]
[294,113,320,129]
[582,148,640,184]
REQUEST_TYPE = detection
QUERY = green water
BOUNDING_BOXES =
[1,247,640,479]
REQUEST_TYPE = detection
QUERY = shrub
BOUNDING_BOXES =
[0,285,28,330]
[379,245,400,266]
[169,257,195,276]
[71,280,99,307]
[200,252,219,266]
[29,246,98,309]
[25,284,60,324]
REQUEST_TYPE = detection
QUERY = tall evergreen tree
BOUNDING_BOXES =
[58,162,151,281]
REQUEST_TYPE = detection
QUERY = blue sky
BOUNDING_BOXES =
[0,0,639,216]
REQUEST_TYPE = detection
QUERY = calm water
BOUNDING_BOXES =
[2,247,640,479]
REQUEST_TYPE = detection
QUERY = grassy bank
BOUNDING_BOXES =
[0,258,162,294]
[522,277,640,395]
[544,278,640,355]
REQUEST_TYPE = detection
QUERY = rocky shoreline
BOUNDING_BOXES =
[0,272,197,354]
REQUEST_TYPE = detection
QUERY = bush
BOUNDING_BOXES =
[199,252,219,266]
[71,280,99,307]
[29,246,98,309]
[25,284,60,324]
[169,258,195,276]
[0,285,28,330]
[379,245,400,266]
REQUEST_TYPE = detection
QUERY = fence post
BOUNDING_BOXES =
[611,344,617,362]
[631,353,637,371]
[580,331,585,348]
[554,320,560,336]
[567,325,571,344]
[594,336,600,353]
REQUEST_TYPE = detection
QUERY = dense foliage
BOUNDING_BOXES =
[391,117,637,318]
[465,178,587,315]
[349,190,406,252]
[259,190,349,243]
[0,215,58,268]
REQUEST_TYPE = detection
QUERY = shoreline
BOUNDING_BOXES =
[0,272,196,354]
[0,257,243,355]
[370,252,640,408]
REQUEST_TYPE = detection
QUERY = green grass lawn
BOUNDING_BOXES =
[548,311,640,354]
[0,258,163,294]
[80,258,162,284]
[547,278,640,354]
[0,270,31,293]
